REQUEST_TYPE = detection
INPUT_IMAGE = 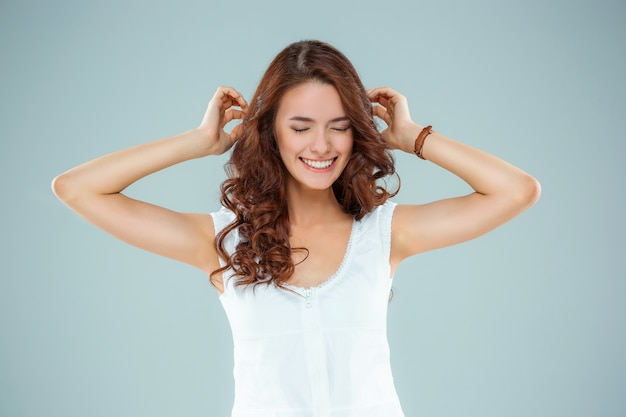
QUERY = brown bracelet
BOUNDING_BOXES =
[413,125,433,160]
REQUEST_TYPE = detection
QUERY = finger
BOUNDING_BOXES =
[376,96,390,109]
[227,95,248,113]
[368,90,386,104]
[222,108,246,127]
[369,87,406,110]
[369,86,398,96]
[216,86,249,110]
[367,86,397,100]
[368,93,390,109]
[230,123,244,139]
[371,105,391,125]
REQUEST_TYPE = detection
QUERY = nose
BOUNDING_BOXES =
[309,128,331,155]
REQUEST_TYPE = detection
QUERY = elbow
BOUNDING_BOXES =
[513,173,542,211]
[51,171,78,204]
[524,174,542,207]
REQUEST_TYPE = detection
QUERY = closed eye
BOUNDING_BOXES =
[292,127,310,133]
[331,126,351,132]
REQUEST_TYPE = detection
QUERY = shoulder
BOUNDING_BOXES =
[360,200,397,224]
[356,200,397,236]
[210,206,237,234]
[209,206,241,260]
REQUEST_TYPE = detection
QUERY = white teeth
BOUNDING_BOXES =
[302,158,335,169]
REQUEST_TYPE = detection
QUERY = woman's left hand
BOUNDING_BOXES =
[368,86,422,153]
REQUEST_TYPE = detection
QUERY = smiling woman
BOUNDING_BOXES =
[52,40,540,417]
[275,82,354,193]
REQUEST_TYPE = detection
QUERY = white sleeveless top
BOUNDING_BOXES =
[211,201,404,417]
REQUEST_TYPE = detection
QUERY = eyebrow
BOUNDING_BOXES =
[288,116,350,123]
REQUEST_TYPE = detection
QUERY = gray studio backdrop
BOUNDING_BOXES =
[1,1,624,416]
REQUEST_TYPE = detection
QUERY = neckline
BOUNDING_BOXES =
[284,217,357,296]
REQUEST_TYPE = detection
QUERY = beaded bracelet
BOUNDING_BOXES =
[413,125,433,160]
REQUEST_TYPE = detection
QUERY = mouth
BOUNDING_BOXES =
[300,157,337,170]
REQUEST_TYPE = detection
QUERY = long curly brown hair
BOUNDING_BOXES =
[211,40,398,289]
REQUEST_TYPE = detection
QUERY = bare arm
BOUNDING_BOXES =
[52,87,248,279]
[368,87,541,268]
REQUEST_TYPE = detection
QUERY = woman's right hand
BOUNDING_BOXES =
[198,86,248,156]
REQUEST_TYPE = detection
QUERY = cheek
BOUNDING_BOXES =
[274,127,291,154]
[275,134,302,166]
[342,136,354,155]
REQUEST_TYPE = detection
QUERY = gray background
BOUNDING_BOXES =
[1,0,624,416]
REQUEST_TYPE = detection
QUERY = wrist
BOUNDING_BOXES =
[188,127,218,158]
[413,125,433,160]
[399,123,424,154]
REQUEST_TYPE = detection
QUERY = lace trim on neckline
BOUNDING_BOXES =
[284,217,358,296]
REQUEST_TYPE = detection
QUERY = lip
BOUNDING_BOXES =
[299,157,338,172]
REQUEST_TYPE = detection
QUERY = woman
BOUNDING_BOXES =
[53,40,540,416]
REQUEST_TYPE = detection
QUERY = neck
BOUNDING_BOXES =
[286,182,346,227]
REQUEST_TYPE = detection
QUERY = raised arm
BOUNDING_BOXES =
[52,87,247,278]
[368,87,541,268]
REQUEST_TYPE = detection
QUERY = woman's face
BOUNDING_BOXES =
[274,81,353,192]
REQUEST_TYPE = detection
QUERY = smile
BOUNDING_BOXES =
[301,158,337,170]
